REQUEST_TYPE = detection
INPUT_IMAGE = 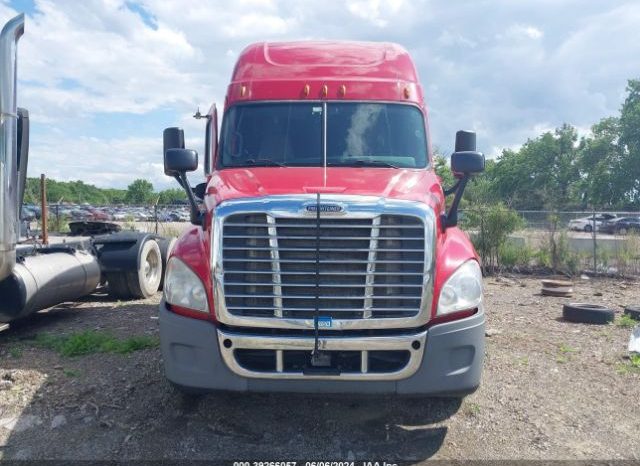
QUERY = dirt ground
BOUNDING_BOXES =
[0,276,639,462]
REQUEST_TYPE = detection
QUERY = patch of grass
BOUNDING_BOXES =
[558,344,577,354]
[556,344,578,363]
[463,402,481,416]
[617,314,639,328]
[63,369,80,377]
[33,331,159,357]
[615,354,640,375]
[517,356,529,366]
[8,346,23,359]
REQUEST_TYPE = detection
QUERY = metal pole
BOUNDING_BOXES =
[592,210,597,273]
[40,173,48,245]
[154,203,158,234]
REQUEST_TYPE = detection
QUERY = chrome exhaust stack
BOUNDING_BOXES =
[0,14,24,282]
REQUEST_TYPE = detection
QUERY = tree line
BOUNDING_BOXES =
[23,177,186,206]
[437,78,640,211]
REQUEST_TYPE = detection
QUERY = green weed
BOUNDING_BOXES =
[617,314,639,328]
[33,331,158,357]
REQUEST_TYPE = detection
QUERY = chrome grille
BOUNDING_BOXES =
[221,212,425,321]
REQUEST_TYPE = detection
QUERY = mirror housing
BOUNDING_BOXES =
[163,127,184,159]
[451,150,485,175]
[443,130,484,229]
[162,127,202,226]
[455,130,476,152]
[164,148,198,177]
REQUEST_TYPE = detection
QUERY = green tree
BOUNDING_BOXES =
[490,124,580,210]
[574,117,624,209]
[157,188,187,205]
[618,79,640,207]
[125,179,154,205]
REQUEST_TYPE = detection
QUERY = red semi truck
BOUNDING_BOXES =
[160,41,486,396]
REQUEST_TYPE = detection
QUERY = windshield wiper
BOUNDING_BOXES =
[228,158,286,168]
[328,159,399,169]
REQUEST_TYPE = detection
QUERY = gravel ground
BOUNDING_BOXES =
[0,276,639,462]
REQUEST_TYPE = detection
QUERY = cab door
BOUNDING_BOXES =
[204,103,218,176]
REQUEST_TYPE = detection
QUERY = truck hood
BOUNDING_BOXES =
[206,167,444,213]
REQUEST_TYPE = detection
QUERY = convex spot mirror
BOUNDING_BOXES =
[451,151,485,175]
[165,148,198,176]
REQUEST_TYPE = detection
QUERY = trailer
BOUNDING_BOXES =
[0,14,170,324]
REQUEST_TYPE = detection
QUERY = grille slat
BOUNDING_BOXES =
[223,258,424,264]
[224,247,424,252]
[224,223,422,229]
[224,282,423,288]
[222,212,425,320]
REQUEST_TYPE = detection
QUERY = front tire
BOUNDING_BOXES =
[584,224,593,233]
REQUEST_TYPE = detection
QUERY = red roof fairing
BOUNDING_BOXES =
[226,41,424,107]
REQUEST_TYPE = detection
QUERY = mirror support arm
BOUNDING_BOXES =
[175,173,203,226]
[442,175,469,229]
[443,179,461,196]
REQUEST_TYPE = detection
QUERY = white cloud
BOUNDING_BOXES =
[503,24,544,40]
[347,0,407,28]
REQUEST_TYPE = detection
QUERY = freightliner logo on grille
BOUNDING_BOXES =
[304,203,345,214]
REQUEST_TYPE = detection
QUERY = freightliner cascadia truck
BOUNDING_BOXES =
[160,41,486,396]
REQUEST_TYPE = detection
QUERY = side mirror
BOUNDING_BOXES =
[451,151,485,175]
[443,130,484,229]
[164,148,198,176]
[162,126,202,225]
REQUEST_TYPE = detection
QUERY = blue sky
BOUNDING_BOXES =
[1,0,639,189]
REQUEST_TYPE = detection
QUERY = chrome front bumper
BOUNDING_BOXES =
[159,300,485,395]
[217,328,427,381]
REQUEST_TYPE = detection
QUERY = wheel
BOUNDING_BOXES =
[127,239,163,298]
[106,272,133,299]
[562,303,614,324]
[157,237,177,291]
[624,306,640,320]
[584,224,593,233]
[618,227,628,235]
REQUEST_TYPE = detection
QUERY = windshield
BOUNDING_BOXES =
[218,102,428,169]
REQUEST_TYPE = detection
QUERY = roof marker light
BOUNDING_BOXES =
[339,84,346,96]
[303,84,310,97]
[240,85,247,97]
[322,84,328,97]
[404,86,411,99]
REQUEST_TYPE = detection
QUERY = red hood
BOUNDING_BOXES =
[205,167,444,213]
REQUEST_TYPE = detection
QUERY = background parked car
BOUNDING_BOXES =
[599,216,640,235]
[568,213,616,232]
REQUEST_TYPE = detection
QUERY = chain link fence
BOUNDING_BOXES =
[460,208,640,276]
[23,203,192,239]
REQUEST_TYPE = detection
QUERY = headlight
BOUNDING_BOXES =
[437,260,483,316]
[164,257,209,313]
